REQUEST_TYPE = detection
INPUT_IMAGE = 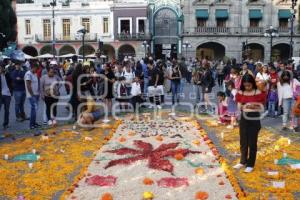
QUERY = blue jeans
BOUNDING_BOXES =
[28,95,39,127]
[0,95,11,127]
[171,81,180,105]
[268,101,276,117]
[282,98,293,126]
[143,78,149,95]
[14,91,26,117]
[180,79,184,94]
[195,85,202,103]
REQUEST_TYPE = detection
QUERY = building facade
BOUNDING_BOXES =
[182,0,300,62]
[16,0,150,61]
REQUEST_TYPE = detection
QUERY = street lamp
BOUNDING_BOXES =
[264,26,279,62]
[182,41,192,59]
[142,40,149,58]
[289,0,297,59]
[0,33,6,51]
[50,0,56,58]
[77,27,87,61]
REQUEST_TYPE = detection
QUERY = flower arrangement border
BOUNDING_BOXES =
[60,120,122,200]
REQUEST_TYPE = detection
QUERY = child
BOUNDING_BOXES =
[116,76,129,111]
[217,91,230,124]
[131,76,143,111]
[226,80,238,129]
[267,84,278,118]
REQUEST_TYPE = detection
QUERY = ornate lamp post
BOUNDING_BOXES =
[142,40,149,58]
[264,26,279,62]
[289,0,297,59]
[182,41,192,59]
[50,0,56,58]
[77,27,87,61]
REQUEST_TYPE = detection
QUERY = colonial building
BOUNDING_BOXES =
[182,0,300,62]
[16,0,150,61]
[111,0,149,60]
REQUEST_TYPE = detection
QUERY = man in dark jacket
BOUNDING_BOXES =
[0,64,13,130]
[10,61,28,121]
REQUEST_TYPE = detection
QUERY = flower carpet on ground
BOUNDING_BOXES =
[0,121,120,200]
[66,115,238,200]
[205,119,300,199]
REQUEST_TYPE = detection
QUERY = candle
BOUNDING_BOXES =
[221,132,224,139]
[28,163,33,169]
[32,149,36,154]
[4,154,8,160]
[288,139,291,145]
[283,153,287,158]
[274,159,278,165]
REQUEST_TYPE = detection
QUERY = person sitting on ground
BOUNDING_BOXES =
[77,95,103,128]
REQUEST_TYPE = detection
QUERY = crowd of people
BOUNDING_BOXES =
[1,49,300,172]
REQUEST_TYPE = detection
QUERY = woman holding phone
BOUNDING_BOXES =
[234,74,266,173]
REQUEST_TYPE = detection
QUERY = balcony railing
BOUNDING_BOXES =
[187,26,297,36]
[194,27,230,34]
[248,27,264,34]
[35,33,98,43]
[116,33,151,41]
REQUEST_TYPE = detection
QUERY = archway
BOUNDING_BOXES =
[22,46,38,57]
[272,43,291,61]
[79,45,95,56]
[103,44,116,60]
[154,8,179,59]
[118,44,135,61]
[59,45,76,55]
[245,43,264,62]
[40,45,57,55]
[196,42,225,60]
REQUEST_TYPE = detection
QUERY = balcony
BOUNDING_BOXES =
[194,27,230,34]
[116,33,151,41]
[186,26,298,36]
[35,33,98,43]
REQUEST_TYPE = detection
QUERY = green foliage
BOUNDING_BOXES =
[0,0,17,51]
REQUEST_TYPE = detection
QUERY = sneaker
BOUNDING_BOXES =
[16,117,23,122]
[30,126,36,130]
[47,120,53,126]
[43,121,48,125]
[282,127,288,131]
[34,123,42,128]
[294,127,300,132]
[52,120,57,126]
[157,105,162,109]
[3,125,9,130]
[244,167,254,173]
[233,163,244,169]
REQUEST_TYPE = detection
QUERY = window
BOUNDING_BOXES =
[82,18,90,33]
[250,19,259,27]
[62,19,71,40]
[216,19,226,27]
[103,17,109,34]
[43,19,51,40]
[25,19,31,35]
[279,19,288,28]
[138,19,145,33]
[120,20,130,34]
[197,19,206,27]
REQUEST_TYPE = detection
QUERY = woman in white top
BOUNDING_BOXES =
[256,64,270,91]
[277,71,300,131]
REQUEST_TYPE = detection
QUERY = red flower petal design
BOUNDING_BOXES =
[104,140,200,173]
[85,175,117,187]
[157,177,189,188]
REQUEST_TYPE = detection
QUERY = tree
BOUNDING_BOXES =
[0,0,17,51]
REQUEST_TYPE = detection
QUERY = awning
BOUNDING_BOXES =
[249,9,262,19]
[278,9,291,19]
[196,9,209,19]
[215,9,229,19]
